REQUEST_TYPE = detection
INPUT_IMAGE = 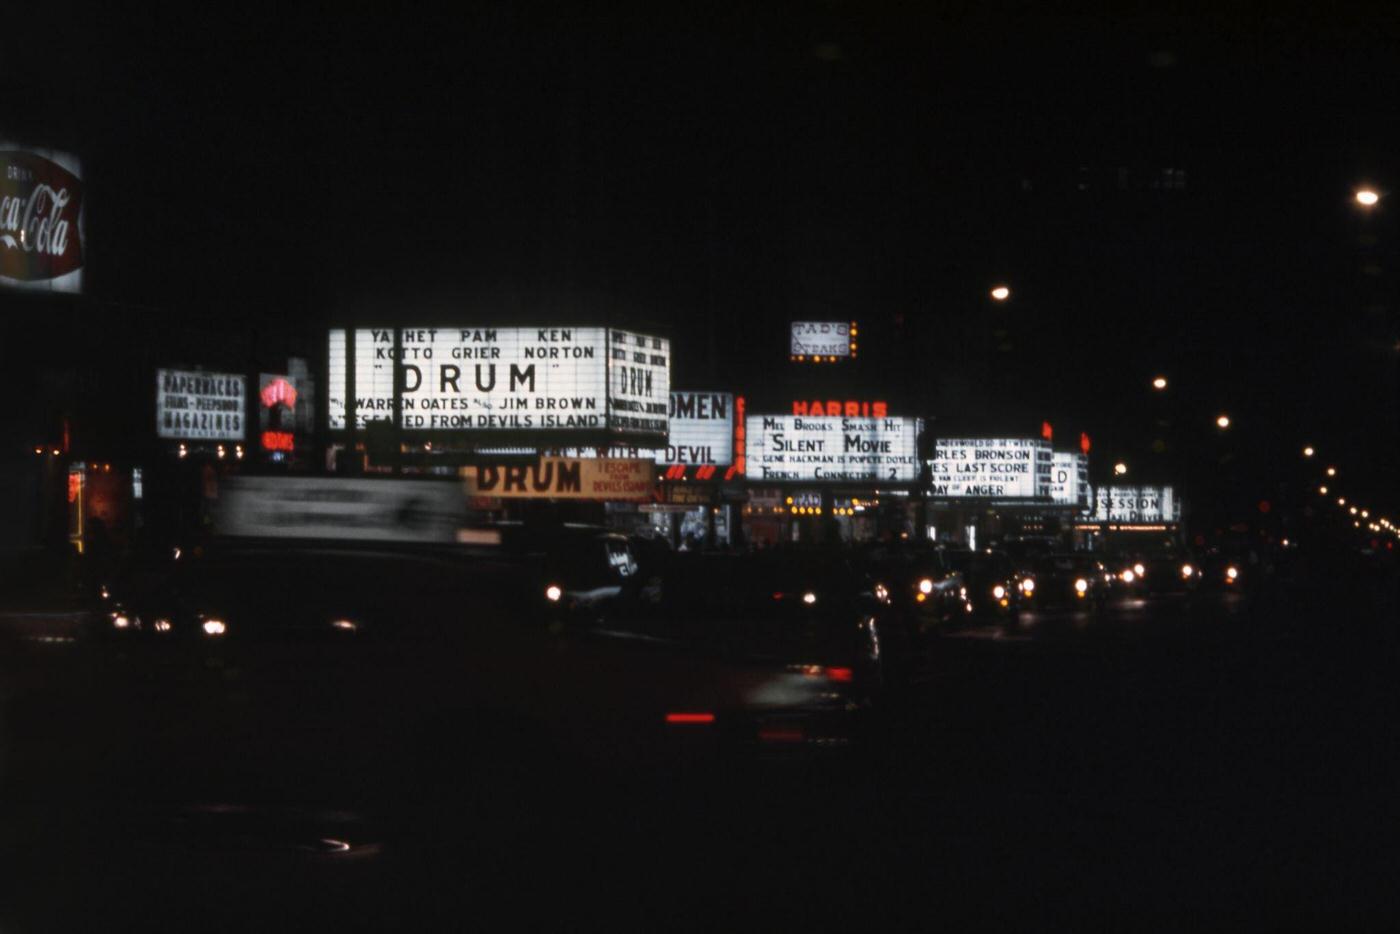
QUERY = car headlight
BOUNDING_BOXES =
[545,584,563,602]
[992,584,1006,600]
[201,618,227,637]
[873,582,890,604]
[1181,563,1194,579]
[110,612,137,630]
[917,578,934,595]
[1121,569,1136,583]
[1225,566,1239,582]
[1133,563,1146,577]
[1074,578,1089,594]
[1020,577,1035,595]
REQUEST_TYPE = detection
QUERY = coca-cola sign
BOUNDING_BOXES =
[0,148,84,292]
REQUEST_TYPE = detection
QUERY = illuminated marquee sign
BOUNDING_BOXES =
[156,369,247,441]
[479,390,737,480]
[1087,485,1181,524]
[1,146,84,293]
[790,321,857,361]
[463,457,654,501]
[1050,452,1091,509]
[327,327,669,438]
[745,415,921,482]
[929,438,1053,499]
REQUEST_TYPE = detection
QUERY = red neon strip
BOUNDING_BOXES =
[665,713,715,724]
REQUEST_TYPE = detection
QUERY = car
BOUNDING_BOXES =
[941,548,1020,621]
[853,542,968,630]
[1020,553,1108,611]
[5,534,869,809]
[593,548,888,750]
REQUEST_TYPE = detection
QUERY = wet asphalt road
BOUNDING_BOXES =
[4,567,1398,931]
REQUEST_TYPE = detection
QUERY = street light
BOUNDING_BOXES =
[989,285,1010,302]
[1215,414,1231,429]
[1326,466,1337,477]
[1151,376,1168,390]
[1302,446,1315,458]
[1319,485,1328,495]
[1356,188,1381,207]
[1114,462,1128,476]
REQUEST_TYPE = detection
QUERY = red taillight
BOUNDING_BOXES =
[665,713,715,725]
[825,666,854,683]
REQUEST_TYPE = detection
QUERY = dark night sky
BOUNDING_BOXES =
[4,3,1398,521]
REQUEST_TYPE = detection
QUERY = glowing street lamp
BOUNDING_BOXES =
[1319,485,1328,495]
[1302,446,1315,458]
[1151,376,1168,390]
[989,285,1011,302]
[1356,188,1381,207]
[1326,466,1337,477]
[1215,414,1231,429]
[1114,462,1128,476]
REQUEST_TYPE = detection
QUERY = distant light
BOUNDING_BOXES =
[33,446,43,455]
[1302,446,1315,458]
[545,584,563,603]
[1133,562,1146,577]
[51,448,60,456]
[1226,566,1239,582]
[665,712,715,725]
[1181,563,1194,579]
[1114,462,1128,476]
[111,613,132,630]
[1350,506,1358,515]
[1152,376,1168,390]
[802,591,818,605]
[917,578,934,595]
[1326,466,1337,477]
[153,618,172,633]
[990,285,1011,301]
[1074,578,1089,594]
[1020,577,1036,594]
[1338,498,1346,506]
[234,445,244,460]
[331,619,357,631]
[1356,188,1380,207]
[1121,569,1136,583]
[1361,510,1369,518]
[1319,486,1328,495]
[201,619,227,636]
[1216,414,1231,429]
[992,584,1006,600]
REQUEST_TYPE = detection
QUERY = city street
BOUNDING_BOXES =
[4,562,1396,931]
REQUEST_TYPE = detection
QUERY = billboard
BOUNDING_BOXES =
[1087,485,1181,524]
[216,477,467,542]
[0,146,84,293]
[463,457,654,501]
[790,321,856,360]
[327,327,669,438]
[156,369,247,441]
[1050,452,1091,509]
[929,438,1053,499]
[745,414,921,482]
[664,391,733,466]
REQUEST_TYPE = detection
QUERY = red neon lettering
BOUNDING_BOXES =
[261,431,295,452]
